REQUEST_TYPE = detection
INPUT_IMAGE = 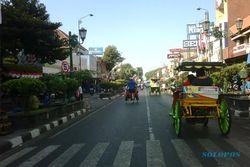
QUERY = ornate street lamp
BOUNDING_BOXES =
[78,14,93,43]
[197,8,210,32]
[236,18,243,32]
[79,28,87,44]
[77,14,93,71]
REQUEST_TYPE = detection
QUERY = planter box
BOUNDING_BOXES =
[8,101,84,130]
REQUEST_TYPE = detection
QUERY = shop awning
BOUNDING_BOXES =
[176,62,225,71]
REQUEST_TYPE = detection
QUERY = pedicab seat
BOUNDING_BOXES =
[182,86,219,99]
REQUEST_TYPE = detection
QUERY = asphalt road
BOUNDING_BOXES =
[1,89,250,167]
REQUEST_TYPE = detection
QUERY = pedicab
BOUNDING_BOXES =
[125,87,139,103]
[149,78,161,95]
[171,62,231,136]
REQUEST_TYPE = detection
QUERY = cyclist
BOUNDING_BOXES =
[127,78,136,94]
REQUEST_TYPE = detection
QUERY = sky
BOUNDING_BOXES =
[39,0,215,73]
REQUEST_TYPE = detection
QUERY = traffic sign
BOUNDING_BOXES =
[61,61,70,72]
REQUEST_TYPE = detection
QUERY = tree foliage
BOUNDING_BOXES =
[115,63,136,80]
[136,67,143,79]
[75,70,93,82]
[1,0,68,64]
[145,68,162,80]
[1,77,46,96]
[102,45,124,71]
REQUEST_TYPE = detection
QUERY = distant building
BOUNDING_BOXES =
[81,54,97,76]
[214,0,250,64]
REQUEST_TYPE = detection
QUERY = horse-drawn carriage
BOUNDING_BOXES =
[170,62,231,136]
[149,78,161,95]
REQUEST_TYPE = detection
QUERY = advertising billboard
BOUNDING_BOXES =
[89,47,104,55]
[183,40,198,48]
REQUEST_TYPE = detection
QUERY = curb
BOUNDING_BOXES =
[0,108,87,155]
[100,94,122,100]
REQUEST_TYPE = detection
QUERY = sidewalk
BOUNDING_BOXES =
[0,93,121,155]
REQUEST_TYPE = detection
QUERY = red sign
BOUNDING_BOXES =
[61,61,70,72]
[167,54,182,59]
[169,48,182,53]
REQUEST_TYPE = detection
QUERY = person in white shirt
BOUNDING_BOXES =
[78,85,83,100]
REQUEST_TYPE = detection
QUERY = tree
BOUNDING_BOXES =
[1,0,68,64]
[75,70,93,83]
[116,63,136,80]
[145,68,161,80]
[102,45,124,71]
[136,67,143,79]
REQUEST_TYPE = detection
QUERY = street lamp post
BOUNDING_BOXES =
[213,24,224,62]
[219,25,223,62]
[78,14,93,43]
[235,18,246,94]
[68,31,74,78]
[197,8,210,32]
[197,7,210,62]
[77,14,93,71]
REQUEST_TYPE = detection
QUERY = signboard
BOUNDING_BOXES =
[167,53,181,59]
[187,23,214,36]
[183,86,219,99]
[61,61,70,72]
[187,24,202,35]
[169,48,182,53]
[233,44,247,54]
[89,47,103,55]
[183,40,198,48]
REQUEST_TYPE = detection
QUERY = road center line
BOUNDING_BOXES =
[145,92,155,141]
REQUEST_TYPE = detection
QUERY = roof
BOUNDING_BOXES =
[55,29,87,51]
[229,15,250,36]
[176,61,225,71]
